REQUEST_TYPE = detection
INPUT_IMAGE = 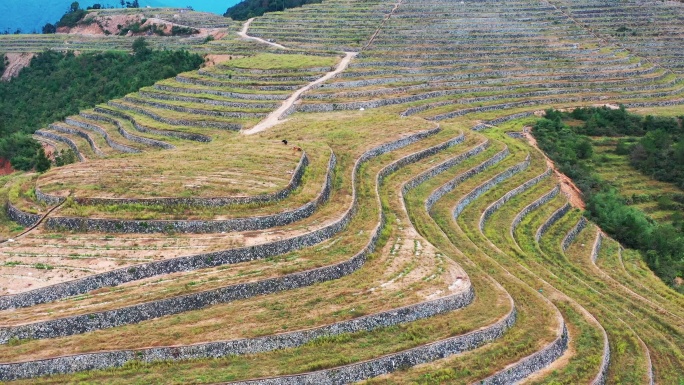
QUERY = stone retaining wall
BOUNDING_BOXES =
[35,151,311,208]
[0,128,463,342]
[511,185,560,238]
[222,306,518,385]
[426,146,509,212]
[479,323,568,385]
[93,106,206,143]
[561,216,588,251]
[0,128,441,310]
[591,232,603,264]
[175,76,299,92]
[48,124,105,157]
[108,101,239,133]
[43,153,333,234]
[480,168,552,231]
[122,97,267,119]
[453,155,531,219]
[153,84,287,101]
[0,286,475,381]
[33,130,85,162]
[64,118,140,154]
[80,111,174,150]
[403,140,489,194]
[535,203,571,242]
[5,202,41,228]
[138,91,279,110]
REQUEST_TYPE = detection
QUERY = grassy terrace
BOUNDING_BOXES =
[552,0,684,73]
[592,137,684,225]
[2,0,684,383]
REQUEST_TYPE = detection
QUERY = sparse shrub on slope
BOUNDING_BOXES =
[533,109,684,291]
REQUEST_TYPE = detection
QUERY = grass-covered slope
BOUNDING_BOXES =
[0,0,682,384]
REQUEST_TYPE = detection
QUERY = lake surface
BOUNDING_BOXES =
[0,0,240,34]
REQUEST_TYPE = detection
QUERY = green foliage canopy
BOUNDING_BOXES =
[224,0,323,20]
[0,43,203,172]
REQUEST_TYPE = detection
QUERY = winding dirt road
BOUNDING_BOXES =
[243,52,358,135]
[237,18,288,50]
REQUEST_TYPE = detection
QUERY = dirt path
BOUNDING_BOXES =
[1,53,34,81]
[237,18,288,50]
[523,129,586,209]
[363,0,404,50]
[242,52,358,135]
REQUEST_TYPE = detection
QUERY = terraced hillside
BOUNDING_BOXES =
[0,0,683,384]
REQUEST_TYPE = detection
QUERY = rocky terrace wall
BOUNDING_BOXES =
[137,91,279,110]
[48,124,105,157]
[35,151,311,208]
[403,140,489,194]
[43,153,333,234]
[480,168,552,231]
[153,84,287,101]
[80,111,174,150]
[535,203,571,242]
[0,128,442,310]
[511,185,560,238]
[122,97,267,119]
[591,232,603,264]
[33,130,85,162]
[174,76,299,92]
[561,216,588,251]
[473,112,539,131]
[5,202,40,228]
[93,106,209,143]
[107,101,239,133]
[0,128,466,341]
[64,118,140,154]
[479,323,569,385]
[0,285,476,381]
[453,154,531,219]
[426,146,510,212]
[221,305,518,385]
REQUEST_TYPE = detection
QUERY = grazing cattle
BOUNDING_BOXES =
[282,139,288,145]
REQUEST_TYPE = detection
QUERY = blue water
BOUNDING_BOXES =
[0,0,241,34]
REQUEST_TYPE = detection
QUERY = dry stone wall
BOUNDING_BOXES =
[0,286,475,381]
[480,168,552,231]
[453,155,531,219]
[561,216,588,251]
[48,124,105,157]
[37,150,310,208]
[64,118,140,154]
[426,147,509,212]
[479,323,568,385]
[222,307,518,385]
[43,153,332,234]
[154,84,287,101]
[0,128,441,310]
[535,203,571,242]
[107,101,239,133]
[80,111,174,150]
[5,203,41,228]
[33,130,85,162]
[511,185,560,237]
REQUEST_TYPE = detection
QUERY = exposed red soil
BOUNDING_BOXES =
[0,158,14,176]
[523,128,586,209]
[1,53,35,81]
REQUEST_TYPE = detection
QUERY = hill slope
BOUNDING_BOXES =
[0,1,682,384]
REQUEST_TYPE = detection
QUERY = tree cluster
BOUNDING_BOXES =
[0,41,203,172]
[533,108,684,290]
[224,0,323,21]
